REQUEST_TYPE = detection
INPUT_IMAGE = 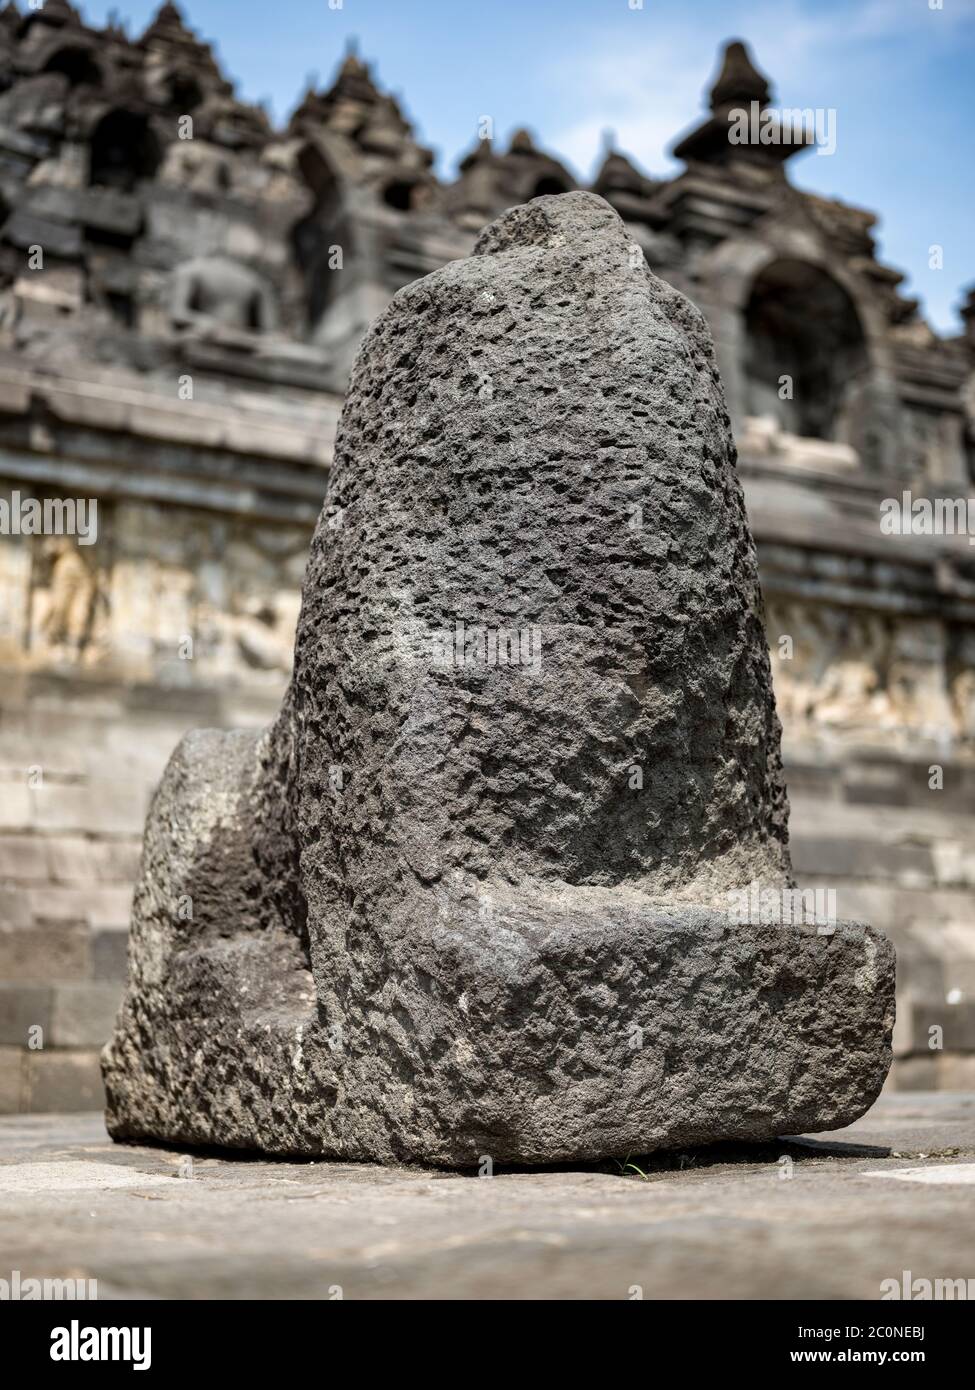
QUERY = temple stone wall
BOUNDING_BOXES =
[0,464,306,1113]
[0,670,280,1111]
[0,356,331,1112]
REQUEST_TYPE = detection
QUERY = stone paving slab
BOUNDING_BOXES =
[1,1093,973,1300]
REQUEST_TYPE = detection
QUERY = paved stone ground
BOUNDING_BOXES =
[1,1093,973,1300]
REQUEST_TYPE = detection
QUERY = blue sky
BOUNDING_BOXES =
[79,0,975,333]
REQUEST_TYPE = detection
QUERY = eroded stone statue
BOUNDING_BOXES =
[103,193,894,1165]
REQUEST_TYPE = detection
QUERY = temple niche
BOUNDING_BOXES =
[281,46,451,370]
[743,259,872,452]
[290,142,349,334]
[43,42,102,89]
[89,109,161,190]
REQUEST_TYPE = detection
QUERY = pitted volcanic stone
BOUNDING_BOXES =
[103,193,894,1164]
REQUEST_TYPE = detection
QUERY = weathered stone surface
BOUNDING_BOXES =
[103,192,895,1164]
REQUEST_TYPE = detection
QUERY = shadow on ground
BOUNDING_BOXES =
[110,1129,891,1178]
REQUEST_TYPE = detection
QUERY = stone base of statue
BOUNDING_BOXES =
[103,729,893,1166]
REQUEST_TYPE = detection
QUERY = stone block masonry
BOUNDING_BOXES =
[0,669,281,1113]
